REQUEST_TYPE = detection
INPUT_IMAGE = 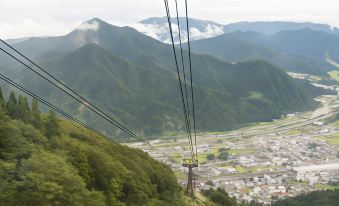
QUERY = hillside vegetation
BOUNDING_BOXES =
[273,189,339,206]
[1,18,324,140]
[187,29,339,75]
[0,90,184,206]
[1,89,338,205]
[0,90,274,206]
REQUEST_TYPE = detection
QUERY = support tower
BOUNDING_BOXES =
[182,159,198,196]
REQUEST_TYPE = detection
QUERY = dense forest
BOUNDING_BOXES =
[273,189,339,206]
[201,188,239,206]
[0,89,184,206]
[201,188,263,206]
[202,188,339,206]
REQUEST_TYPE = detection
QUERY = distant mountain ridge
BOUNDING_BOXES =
[1,18,323,139]
[134,17,339,75]
[186,29,339,75]
[133,17,339,44]
[223,21,339,35]
[7,17,339,45]
[6,18,339,76]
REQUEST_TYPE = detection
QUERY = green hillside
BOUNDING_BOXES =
[187,30,336,75]
[15,42,320,139]
[272,28,339,62]
[0,90,184,206]
[2,18,324,139]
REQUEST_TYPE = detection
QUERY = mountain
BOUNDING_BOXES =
[268,28,339,62]
[2,18,321,139]
[135,17,339,74]
[134,17,224,43]
[4,37,31,44]
[187,30,338,75]
[133,17,339,44]
[0,92,183,206]
[223,21,339,35]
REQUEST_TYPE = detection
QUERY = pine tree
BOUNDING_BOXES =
[6,91,18,118]
[70,147,91,186]
[31,98,42,129]
[17,95,31,123]
[44,110,59,137]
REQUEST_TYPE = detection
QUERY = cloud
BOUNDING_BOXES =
[130,22,171,42]
[130,23,162,39]
[1,19,79,39]
[1,0,339,39]
[189,24,224,39]
[76,21,100,31]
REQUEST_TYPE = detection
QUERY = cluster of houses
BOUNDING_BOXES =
[142,95,339,205]
[187,125,338,204]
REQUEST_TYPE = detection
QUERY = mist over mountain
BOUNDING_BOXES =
[129,17,339,75]
[132,17,339,44]
[134,17,224,44]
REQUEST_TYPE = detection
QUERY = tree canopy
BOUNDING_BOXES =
[0,89,184,206]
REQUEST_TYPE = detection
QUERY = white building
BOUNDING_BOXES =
[293,163,339,181]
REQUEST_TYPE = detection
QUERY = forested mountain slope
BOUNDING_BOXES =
[188,30,337,75]
[15,45,319,138]
[0,90,183,206]
[1,18,324,139]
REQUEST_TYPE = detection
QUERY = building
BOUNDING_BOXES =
[293,163,339,182]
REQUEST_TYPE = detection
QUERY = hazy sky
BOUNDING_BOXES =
[1,0,339,39]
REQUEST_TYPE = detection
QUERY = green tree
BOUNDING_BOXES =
[217,151,229,161]
[205,180,214,186]
[6,91,18,118]
[17,95,31,123]
[44,110,59,137]
[0,91,183,206]
[13,152,105,206]
[31,99,42,129]
[202,188,238,206]
[70,146,91,186]
[207,153,216,160]
[0,109,32,161]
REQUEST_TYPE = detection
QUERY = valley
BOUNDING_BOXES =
[128,94,339,204]
[1,9,339,205]
[1,18,325,140]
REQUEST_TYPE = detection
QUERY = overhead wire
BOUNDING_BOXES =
[0,72,176,159]
[163,0,195,160]
[184,0,198,159]
[0,1,199,162]
[0,44,156,151]
[0,73,111,142]
[174,0,195,159]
